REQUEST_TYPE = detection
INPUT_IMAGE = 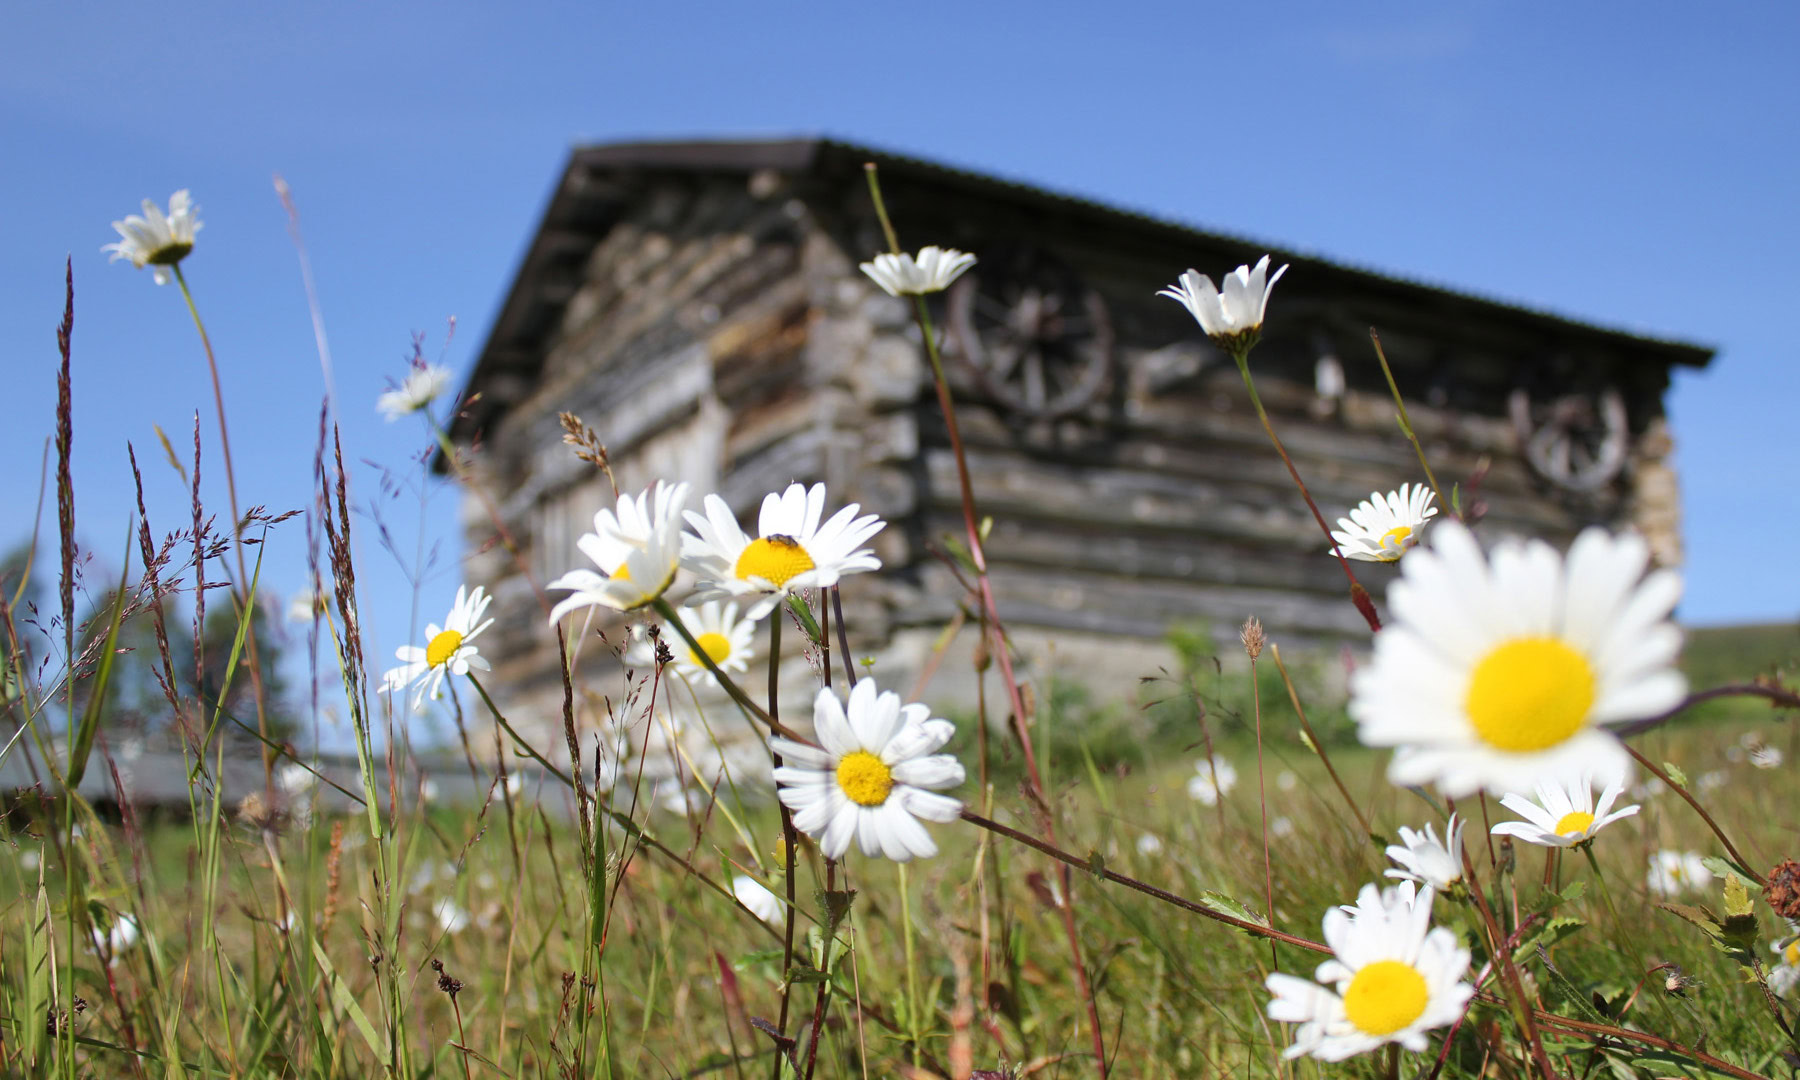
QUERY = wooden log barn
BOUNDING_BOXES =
[443,137,1712,734]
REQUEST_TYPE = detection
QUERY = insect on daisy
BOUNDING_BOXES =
[1266,881,1473,1061]
[859,245,977,297]
[1490,774,1639,848]
[682,482,885,622]
[769,679,965,862]
[1385,815,1465,891]
[382,585,494,710]
[548,481,690,620]
[1349,521,1686,797]
[103,190,201,285]
[1330,483,1438,562]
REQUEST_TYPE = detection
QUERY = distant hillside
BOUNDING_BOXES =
[1683,621,1799,685]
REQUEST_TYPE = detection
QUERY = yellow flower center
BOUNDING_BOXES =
[834,751,894,807]
[1784,941,1799,966]
[735,535,816,587]
[689,631,733,668]
[1553,811,1596,837]
[1465,637,1596,753]
[610,561,632,582]
[425,629,464,668]
[1342,960,1431,1036]
[1378,524,1414,557]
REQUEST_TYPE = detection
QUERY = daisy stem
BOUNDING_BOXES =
[1229,348,1380,633]
[1249,651,1277,968]
[866,162,1108,1076]
[1459,845,1556,1080]
[1269,644,1374,839]
[1622,744,1765,885]
[1368,329,1449,515]
[899,859,922,1068]
[172,264,276,796]
[769,616,803,1080]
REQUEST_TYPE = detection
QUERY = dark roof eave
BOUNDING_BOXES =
[440,135,1715,469]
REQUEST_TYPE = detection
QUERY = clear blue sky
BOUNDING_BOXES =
[4,2,1796,724]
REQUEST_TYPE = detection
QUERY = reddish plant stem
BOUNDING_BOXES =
[1622,743,1765,885]
[1459,844,1557,1080]
[961,809,1330,954]
[1616,681,1800,736]
[866,162,1108,1076]
[800,858,838,1080]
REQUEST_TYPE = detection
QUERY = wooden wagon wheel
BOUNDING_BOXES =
[946,246,1114,419]
[1508,385,1629,492]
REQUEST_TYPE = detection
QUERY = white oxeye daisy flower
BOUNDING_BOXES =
[381,585,494,711]
[1490,774,1639,848]
[1187,756,1238,806]
[103,190,201,285]
[770,679,965,862]
[377,364,452,421]
[1350,521,1685,797]
[633,600,756,683]
[1646,850,1713,897]
[92,913,140,961]
[548,481,690,620]
[1385,815,1464,891]
[1750,744,1784,770]
[1770,926,1800,997]
[1267,881,1473,1061]
[1136,833,1164,856]
[277,762,318,798]
[859,246,976,297]
[432,898,471,935]
[288,588,327,624]
[1158,255,1289,352]
[1331,484,1439,562]
[682,483,885,622]
[732,874,785,924]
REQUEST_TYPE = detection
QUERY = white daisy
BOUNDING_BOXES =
[103,190,201,285]
[1267,881,1472,1060]
[1158,255,1288,351]
[1187,755,1238,806]
[859,246,977,297]
[1136,833,1164,856]
[732,874,785,925]
[682,483,885,622]
[1490,775,1639,848]
[1646,850,1713,897]
[92,913,140,962]
[770,679,965,862]
[277,762,318,798]
[1385,815,1464,891]
[632,600,757,683]
[548,481,690,620]
[432,898,471,935]
[381,585,494,711]
[1770,925,1800,997]
[1750,744,1784,770]
[1350,521,1686,797]
[1331,484,1439,562]
[287,587,327,624]
[377,364,452,420]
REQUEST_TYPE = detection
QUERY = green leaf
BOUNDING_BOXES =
[1533,944,1610,1025]
[1661,761,1689,788]
[785,594,822,644]
[1198,892,1269,928]
[66,533,133,789]
[817,888,857,934]
[1701,855,1762,891]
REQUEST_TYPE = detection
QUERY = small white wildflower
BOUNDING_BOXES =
[859,246,976,297]
[377,364,453,421]
[104,190,201,285]
[1385,815,1465,891]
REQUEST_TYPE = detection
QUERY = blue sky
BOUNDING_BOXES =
[3,2,1795,733]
